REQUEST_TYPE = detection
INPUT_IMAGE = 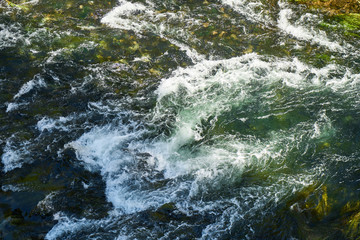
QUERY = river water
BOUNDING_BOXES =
[1,0,360,239]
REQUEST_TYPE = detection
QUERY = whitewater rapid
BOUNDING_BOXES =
[1,0,360,239]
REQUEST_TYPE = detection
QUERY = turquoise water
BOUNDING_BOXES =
[1,0,360,239]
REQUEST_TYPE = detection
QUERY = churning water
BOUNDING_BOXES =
[1,0,360,239]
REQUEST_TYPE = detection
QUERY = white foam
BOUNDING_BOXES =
[37,116,74,132]
[82,182,89,189]
[311,111,334,139]
[46,48,359,238]
[46,1,360,237]
[154,53,346,120]
[45,213,94,240]
[326,69,360,91]
[5,102,27,112]
[101,0,204,62]
[277,5,343,52]
[101,0,148,30]
[56,118,316,238]
[66,124,142,174]
[221,0,273,25]
[1,137,30,172]
[2,148,22,172]
[0,23,52,51]
[45,48,68,64]
[37,192,58,214]
[14,74,46,99]
[1,184,24,192]
[5,74,47,112]
[22,0,40,5]
[0,23,24,50]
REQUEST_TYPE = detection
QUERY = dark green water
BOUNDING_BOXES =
[1,0,360,239]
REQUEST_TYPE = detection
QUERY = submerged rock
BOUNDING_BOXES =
[341,201,360,239]
[292,0,360,32]
[256,184,347,239]
[150,202,185,222]
[295,0,360,14]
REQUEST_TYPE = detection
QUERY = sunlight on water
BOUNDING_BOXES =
[46,51,355,238]
[1,0,360,239]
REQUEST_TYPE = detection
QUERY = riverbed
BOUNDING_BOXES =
[1,0,360,239]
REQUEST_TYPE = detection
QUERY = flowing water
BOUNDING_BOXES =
[1,0,360,239]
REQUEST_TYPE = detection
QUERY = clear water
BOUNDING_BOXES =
[1,0,360,239]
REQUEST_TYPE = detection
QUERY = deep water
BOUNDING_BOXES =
[1,0,360,239]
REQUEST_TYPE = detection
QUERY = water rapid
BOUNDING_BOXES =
[1,0,360,239]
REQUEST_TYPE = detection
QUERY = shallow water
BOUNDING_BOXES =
[1,0,360,239]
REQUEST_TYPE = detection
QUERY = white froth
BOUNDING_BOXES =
[2,148,21,172]
[37,116,74,132]
[221,0,273,25]
[66,124,142,174]
[70,53,345,213]
[24,0,40,4]
[65,123,177,214]
[44,0,360,238]
[82,182,89,189]
[0,23,24,50]
[101,0,148,30]
[101,0,204,62]
[155,53,348,108]
[326,70,360,91]
[6,102,25,112]
[45,213,94,240]
[5,75,47,112]
[46,47,358,237]
[1,137,30,172]
[1,184,24,192]
[37,192,57,214]
[311,111,334,139]
[14,74,46,99]
[277,6,343,52]
[45,48,68,63]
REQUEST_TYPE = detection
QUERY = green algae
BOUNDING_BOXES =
[7,166,65,192]
[335,14,360,30]
[341,201,360,239]
[316,53,332,63]
[5,0,18,8]
[150,202,177,222]
[346,213,360,240]
[4,0,30,11]
[257,184,350,239]
[313,186,331,219]
[292,0,360,38]
[319,13,360,37]
[273,182,360,239]
[1,0,360,239]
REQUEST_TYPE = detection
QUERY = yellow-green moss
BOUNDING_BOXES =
[292,0,360,32]
[314,186,331,218]
[335,13,360,30]
[341,201,360,239]
[5,0,29,11]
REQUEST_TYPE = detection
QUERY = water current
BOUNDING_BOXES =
[1,0,360,239]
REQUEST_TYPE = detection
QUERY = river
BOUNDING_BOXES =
[1,0,360,239]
